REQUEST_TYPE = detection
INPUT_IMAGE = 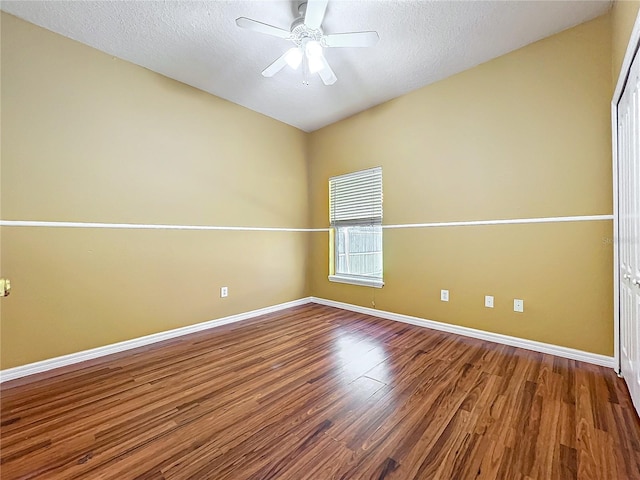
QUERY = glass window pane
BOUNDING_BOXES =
[335,225,382,278]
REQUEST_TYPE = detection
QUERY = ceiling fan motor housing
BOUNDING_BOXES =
[291,23,323,47]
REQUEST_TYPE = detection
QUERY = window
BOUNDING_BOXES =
[329,167,383,288]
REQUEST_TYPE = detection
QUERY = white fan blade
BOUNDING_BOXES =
[262,51,290,77]
[324,31,379,48]
[236,17,290,39]
[317,55,337,85]
[304,0,328,30]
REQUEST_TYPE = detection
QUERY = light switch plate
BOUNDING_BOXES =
[440,289,449,302]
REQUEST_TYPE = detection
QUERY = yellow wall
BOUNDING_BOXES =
[308,15,615,355]
[0,13,309,368]
[611,0,640,83]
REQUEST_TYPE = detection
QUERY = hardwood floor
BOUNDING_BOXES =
[2,304,639,479]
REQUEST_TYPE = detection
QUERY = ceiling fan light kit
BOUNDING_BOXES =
[236,0,379,86]
[285,48,303,69]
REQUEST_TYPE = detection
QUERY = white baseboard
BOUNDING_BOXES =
[310,297,616,369]
[0,297,313,383]
[1,295,615,384]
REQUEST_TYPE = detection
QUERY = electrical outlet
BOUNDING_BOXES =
[514,299,524,313]
[485,295,494,308]
[440,289,449,302]
[220,286,228,298]
[0,279,10,297]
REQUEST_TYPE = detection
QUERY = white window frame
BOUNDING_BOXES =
[328,167,384,288]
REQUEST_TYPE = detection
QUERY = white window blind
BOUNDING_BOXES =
[329,167,382,226]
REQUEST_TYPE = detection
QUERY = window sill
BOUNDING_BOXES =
[328,275,384,289]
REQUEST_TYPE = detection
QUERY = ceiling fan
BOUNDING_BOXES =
[236,0,379,86]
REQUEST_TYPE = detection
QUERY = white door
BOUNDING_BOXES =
[618,47,640,416]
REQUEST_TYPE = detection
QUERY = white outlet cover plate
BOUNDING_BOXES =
[440,290,449,302]
[514,299,524,312]
[485,295,494,308]
[221,287,228,298]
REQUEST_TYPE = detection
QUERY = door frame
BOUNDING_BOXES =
[612,10,640,374]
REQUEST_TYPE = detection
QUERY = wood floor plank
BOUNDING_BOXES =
[1,304,639,479]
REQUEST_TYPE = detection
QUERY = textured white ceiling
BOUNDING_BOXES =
[1,0,611,132]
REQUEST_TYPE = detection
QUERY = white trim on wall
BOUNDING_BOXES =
[611,8,640,374]
[311,297,616,369]
[0,297,313,383]
[0,220,327,232]
[1,296,616,384]
[612,100,621,374]
[382,214,613,229]
[0,214,612,233]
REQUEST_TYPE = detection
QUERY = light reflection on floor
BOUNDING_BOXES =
[334,332,391,389]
